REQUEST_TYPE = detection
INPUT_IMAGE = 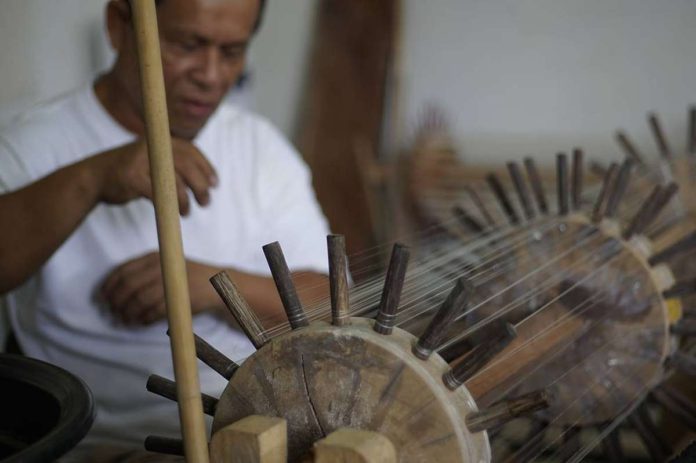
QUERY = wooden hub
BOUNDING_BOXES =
[212,318,490,462]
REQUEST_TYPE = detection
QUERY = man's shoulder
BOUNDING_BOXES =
[1,86,89,141]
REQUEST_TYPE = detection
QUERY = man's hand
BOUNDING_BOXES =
[90,138,218,215]
[101,252,221,325]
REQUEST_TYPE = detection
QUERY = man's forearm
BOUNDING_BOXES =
[0,159,102,293]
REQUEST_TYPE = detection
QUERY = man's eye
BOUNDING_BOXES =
[222,47,245,60]
[178,41,199,52]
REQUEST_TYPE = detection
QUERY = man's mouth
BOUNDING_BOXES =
[180,99,217,118]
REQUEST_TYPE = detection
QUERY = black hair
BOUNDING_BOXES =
[136,0,267,34]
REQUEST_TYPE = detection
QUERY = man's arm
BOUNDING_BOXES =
[0,139,217,294]
[100,251,329,326]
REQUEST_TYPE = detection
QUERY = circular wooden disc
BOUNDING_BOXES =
[212,318,490,462]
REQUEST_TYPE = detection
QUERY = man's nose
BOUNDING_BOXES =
[192,48,222,89]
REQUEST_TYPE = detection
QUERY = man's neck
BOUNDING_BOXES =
[93,72,146,136]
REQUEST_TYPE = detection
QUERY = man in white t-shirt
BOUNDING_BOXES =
[0,0,330,459]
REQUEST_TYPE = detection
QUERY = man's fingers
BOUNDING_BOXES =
[101,253,159,301]
[119,283,165,325]
[175,174,191,216]
[177,165,212,208]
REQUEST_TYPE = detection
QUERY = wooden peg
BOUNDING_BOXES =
[689,106,696,155]
[648,112,672,160]
[591,163,618,222]
[622,185,663,240]
[466,389,549,433]
[571,148,584,210]
[647,182,678,225]
[615,130,645,165]
[374,243,410,335]
[507,162,534,220]
[670,319,696,336]
[649,230,696,265]
[413,278,471,360]
[523,157,549,215]
[662,278,696,299]
[327,235,350,327]
[438,337,475,363]
[263,241,309,330]
[147,374,219,416]
[628,403,671,462]
[167,330,238,380]
[211,272,269,349]
[502,421,546,463]
[651,384,696,429]
[668,351,696,376]
[589,161,608,178]
[464,186,497,227]
[314,428,397,463]
[210,415,287,463]
[603,159,633,218]
[452,206,486,234]
[487,173,520,225]
[144,435,185,456]
[443,323,516,390]
[556,153,569,215]
[601,429,624,463]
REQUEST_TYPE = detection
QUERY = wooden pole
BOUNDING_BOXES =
[130,1,210,461]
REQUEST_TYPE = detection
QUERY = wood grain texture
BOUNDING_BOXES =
[294,0,400,271]
[211,319,489,462]
[130,1,209,460]
[210,416,287,463]
[211,271,269,349]
[314,428,396,463]
[328,235,350,327]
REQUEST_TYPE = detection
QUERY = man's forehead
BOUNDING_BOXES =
[157,0,260,36]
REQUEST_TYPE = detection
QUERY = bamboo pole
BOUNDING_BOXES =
[130,1,210,461]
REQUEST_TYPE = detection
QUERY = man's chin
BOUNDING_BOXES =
[170,119,208,141]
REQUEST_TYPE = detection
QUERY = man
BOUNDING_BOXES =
[0,0,330,459]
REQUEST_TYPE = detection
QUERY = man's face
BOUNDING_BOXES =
[113,0,260,139]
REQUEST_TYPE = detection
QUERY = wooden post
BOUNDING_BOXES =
[374,243,409,334]
[571,148,584,211]
[486,173,520,225]
[615,131,645,165]
[507,162,534,220]
[556,153,569,216]
[210,416,287,463]
[314,428,397,463]
[263,241,310,329]
[130,1,209,460]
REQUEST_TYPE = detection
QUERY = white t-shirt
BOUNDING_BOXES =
[0,83,330,453]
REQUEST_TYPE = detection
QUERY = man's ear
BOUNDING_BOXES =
[105,0,132,52]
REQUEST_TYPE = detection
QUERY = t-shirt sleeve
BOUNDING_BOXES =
[254,121,331,275]
[0,134,34,194]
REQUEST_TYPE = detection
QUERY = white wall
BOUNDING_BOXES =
[0,0,316,133]
[400,0,696,165]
